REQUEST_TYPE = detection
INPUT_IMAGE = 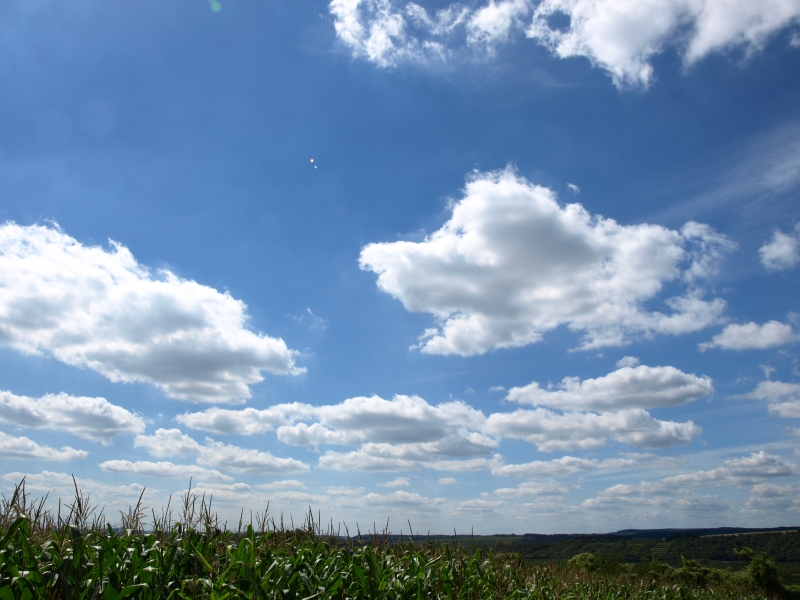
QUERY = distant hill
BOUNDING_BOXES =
[417,527,800,564]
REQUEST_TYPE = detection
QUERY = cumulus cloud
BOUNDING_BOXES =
[582,452,800,516]
[0,430,87,461]
[527,0,800,87]
[175,404,316,435]
[589,451,798,504]
[319,444,501,472]
[492,454,638,476]
[458,499,505,513]
[615,356,639,368]
[134,428,310,474]
[0,222,303,403]
[185,383,701,467]
[183,395,498,471]
[438,477,457,484]
[99,460,232,482]
[746,380,800,418]
[257,480,307,490]
[326,486,366,495]
[662,451,800,487]
[329,0,800,86]
[360,169,730,356]
[0,391,144,441]
[355,490,445,508]
[746,483,800,512]
[486,408,700,451]
[3,470,145,503]
[700,321,798,351]
[507,364,712,411]
[492,479,568,498]
[379,477,411,487]
[760,226,800,271]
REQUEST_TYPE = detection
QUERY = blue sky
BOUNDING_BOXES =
[0,0,799,534]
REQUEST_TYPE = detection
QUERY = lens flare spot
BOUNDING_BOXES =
[209,1,222,12]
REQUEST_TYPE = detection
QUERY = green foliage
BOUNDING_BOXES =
[476,530,800,564]
[0,479,796,599]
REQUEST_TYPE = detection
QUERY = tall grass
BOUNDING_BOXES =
[0,478,794,599]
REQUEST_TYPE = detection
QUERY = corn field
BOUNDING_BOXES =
[0,479,794,600]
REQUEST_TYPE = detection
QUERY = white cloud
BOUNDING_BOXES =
[567,183,581,194]
[257,479,307,490]
[492,479,568,498]
[746,483,800,511]
[379,477,411,487]
[586,451,800,509]
[746,380,800,418]
[700,321,798,351]
[329,0,800,86]
[175,403,316,435]
[199,441,310,475]
[99,460,232,482]
[182,394,498,471]
[360,169,730,356]
[0,222,303,404]
[486,407,700,451]
[134,428,310,474]
[134,428,202,458]
[355,490,446,507]
[662,451,800,487]
[326,486,366,495]
[2,470,145,504]
[615,355,639,368]
[458,499,504,513]
[0,390,144,441]
[507,364,712,411]
[528,0,800,87]
[0,430,87,461]
[270,490,329,503]
[492,455,637,476]
[760,226,800,271]
[319,444,501,472]
[185,382,701,466]
[438,477,457,484]
[290,308,329,332]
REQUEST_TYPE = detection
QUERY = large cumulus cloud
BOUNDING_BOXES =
[360,169,731,356]
[0,222,303,403]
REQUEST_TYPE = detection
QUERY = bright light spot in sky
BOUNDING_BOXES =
[209,1,221,13]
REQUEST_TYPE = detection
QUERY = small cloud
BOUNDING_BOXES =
[699,321,798,351]
[759,226,800,271]
[438,477,457,485]
[326,486,365,496]
[616,356,640,368]
[791,32,800,48]
[761,365,777,380]
[489,385,506,392]
[464,386,475,394]
[567,183,580,194]
[290,308,329,332]
[379,477,411,488]
[257,479,307,490]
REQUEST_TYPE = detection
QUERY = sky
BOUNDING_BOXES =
[0,0,799,535]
